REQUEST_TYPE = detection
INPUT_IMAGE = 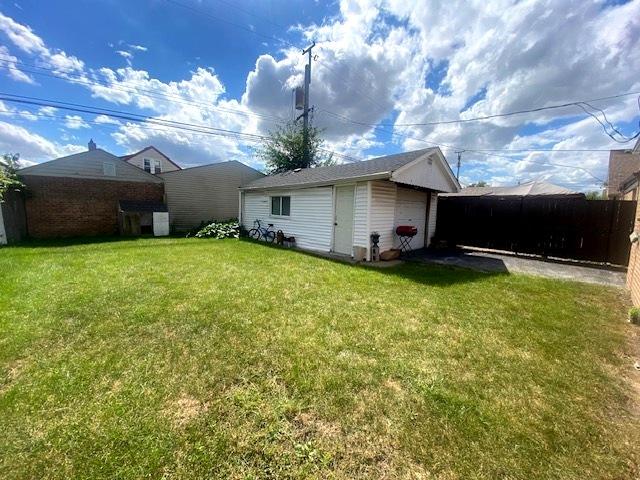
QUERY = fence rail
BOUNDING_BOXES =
[435,196,637,266]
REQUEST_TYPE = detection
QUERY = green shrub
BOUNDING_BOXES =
[191,219,239,239]
[629,307,640,325]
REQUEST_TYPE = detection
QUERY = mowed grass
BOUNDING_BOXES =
[0,238,638,479]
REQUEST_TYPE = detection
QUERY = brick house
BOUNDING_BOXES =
[623,138,640,305]
[18,143,165,238]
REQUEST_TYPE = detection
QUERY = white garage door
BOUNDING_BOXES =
[394,187,428,250]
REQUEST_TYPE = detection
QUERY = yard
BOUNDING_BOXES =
[0,238,638,479]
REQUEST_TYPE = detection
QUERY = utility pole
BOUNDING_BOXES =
[455,150,464,180]
[301,42,315,166]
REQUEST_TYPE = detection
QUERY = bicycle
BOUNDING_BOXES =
[247,219,276,243]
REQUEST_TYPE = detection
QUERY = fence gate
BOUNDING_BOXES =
[435,197,637,266]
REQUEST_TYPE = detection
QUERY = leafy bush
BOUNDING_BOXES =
[191,219,239,239]
[629,307,640,325]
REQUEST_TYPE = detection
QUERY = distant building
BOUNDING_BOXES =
[606,138,640,199]
[120,146,182,174]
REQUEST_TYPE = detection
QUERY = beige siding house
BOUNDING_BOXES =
[121,146,181,174]
[159,161,263,231]
[239,148,460,260]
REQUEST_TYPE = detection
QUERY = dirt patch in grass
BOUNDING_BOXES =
[164,395,209,429]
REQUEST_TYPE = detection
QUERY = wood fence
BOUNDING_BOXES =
[436,196,637,265]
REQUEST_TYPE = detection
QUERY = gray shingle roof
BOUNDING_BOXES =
[440,181,580,197]
[241,148,437,190]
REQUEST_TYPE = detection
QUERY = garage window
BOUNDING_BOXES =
[271,196,291,216]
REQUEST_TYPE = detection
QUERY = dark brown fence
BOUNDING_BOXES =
[435,196,637,265]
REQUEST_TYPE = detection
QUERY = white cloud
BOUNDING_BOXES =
[94,114,121,125]
[0,120,84,161]
[64,115,89,129]
[0,45,34,83]
[1,3,639,190]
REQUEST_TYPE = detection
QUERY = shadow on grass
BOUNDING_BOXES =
[240,238,509,287]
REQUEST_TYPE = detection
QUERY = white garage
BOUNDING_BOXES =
[239,147,460,261]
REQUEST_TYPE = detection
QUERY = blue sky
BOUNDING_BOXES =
[0,0,639,191]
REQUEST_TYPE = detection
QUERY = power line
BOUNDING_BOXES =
[338,91,640,127]
[0,94,361,163]
[0,57,286,124]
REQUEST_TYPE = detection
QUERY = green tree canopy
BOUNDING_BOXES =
[468,181,488,187]
[0,153,23,201]
[258,121,334,174]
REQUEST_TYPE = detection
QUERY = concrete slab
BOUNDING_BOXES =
[407,249,626,287]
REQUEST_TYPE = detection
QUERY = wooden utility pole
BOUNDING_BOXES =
[301,42,315,166]
[455,150,464,180]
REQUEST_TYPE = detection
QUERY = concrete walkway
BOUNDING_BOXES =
[407,249,626,287]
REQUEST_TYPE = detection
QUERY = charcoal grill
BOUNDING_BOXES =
[395,225,418,252]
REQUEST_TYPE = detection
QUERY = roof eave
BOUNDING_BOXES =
[240,171,391,191]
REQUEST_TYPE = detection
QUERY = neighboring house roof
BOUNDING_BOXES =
[119,200,168,213]
[120,146,182,170]
[607,148,640,197]
[241,147,458,190]
[441,181,581,197]
[17,148,163,183]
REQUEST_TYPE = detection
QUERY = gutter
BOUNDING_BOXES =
[239,171,391,191]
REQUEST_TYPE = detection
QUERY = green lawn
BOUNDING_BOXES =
[0,238,638,479]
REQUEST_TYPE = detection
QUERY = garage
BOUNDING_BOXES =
[394,187,428,250]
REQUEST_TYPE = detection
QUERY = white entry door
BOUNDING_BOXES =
[333,185,355,255]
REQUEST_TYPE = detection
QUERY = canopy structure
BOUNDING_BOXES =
[441,181,583,198]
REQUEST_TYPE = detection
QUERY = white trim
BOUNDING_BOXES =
[239,172,391,192]
[330,185,337,252]
[390,149,460,192]
[366,180,372,261]
[238,190,243,225]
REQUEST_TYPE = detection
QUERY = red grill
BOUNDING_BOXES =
[395,225,418,252]
[395,225,418,237]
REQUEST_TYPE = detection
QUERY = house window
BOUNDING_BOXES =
[271,196,291,216]
[143,158,161,174]
[102,162,116,176]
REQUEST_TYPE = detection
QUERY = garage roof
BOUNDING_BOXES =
[240,148,442,190]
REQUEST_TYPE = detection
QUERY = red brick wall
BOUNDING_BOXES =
[22,176,164,238]
[627,199,640,305]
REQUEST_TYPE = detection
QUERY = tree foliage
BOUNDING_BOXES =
[258,121,334,174]
[468,181,488,187]
[0,153,23,201]
[585,190,605,200]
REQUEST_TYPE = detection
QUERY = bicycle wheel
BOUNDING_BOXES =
[248,229,261,240]
[264,230,276,243]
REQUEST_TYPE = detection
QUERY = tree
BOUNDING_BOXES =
[585,190,605,200]
[258,121,334,174]
[0,153,23,202]
[468,181,488,187]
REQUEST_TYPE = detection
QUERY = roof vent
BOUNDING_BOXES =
[88,139,97,151]
[293,168,302,172]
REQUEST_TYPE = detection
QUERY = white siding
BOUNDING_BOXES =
[17,149,162,184]
[426,192,438,247]
[353,182,369,248]
[242,186,334,252]
[159,161,263,231]
[394,187,428,250]
[125,148,180,173]
[369,180,397,254]
[391,154,458,193]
